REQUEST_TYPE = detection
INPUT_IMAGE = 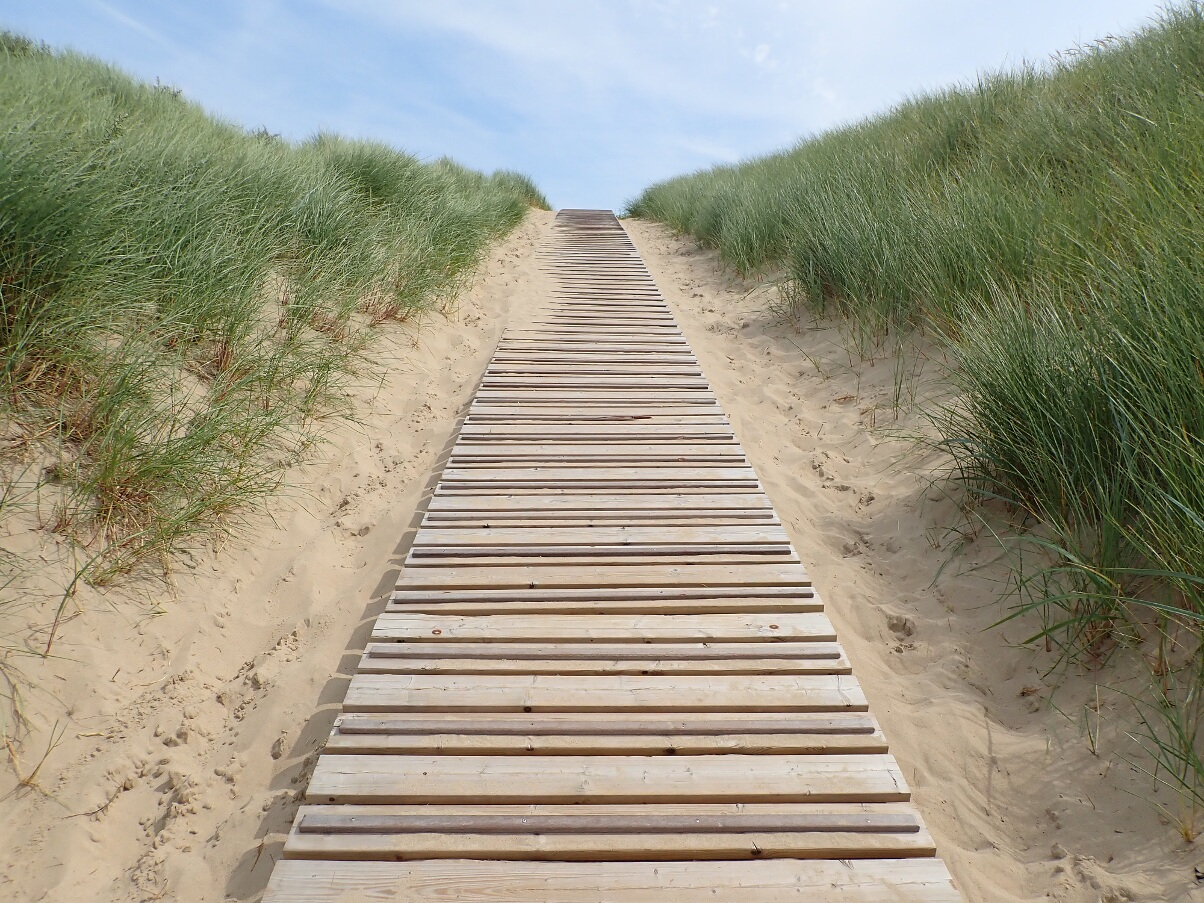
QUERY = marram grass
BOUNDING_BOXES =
[0,32,548,584]
[630,2,1204,828]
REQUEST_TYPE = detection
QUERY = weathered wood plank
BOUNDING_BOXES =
[306,753,907,804]
[321,732,887,756]
[333,712,880,736]
[342,672,866,713]
[353,658,848,677]
[385,596,818,616]
[294,802,921,834]
[410,526,789,546]
[395,563,810,590]
[439,466,754,480]
[362,641,842,661]
[264,858,960,902]
[389,584,811,603]
[403,548,799,567]
[371,612,832,643]
[283,829,936,862]
[425,493,771,511]
[450,443,744,458]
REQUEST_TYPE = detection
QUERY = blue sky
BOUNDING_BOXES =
[6,1,1169,209]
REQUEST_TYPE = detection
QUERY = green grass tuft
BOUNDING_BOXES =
[630,2,1204,653]
[0,33,544,583]
[630,1,1204,824]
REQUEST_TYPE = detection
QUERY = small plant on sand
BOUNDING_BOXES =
[1129,663,1204,842]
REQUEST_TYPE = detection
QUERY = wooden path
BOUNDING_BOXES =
[263,210,960,901]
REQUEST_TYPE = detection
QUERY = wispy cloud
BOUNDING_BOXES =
[88,0,172,47]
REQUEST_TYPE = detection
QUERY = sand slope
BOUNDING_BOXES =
[1,210,1198,902]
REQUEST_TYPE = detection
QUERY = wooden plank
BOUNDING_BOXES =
[438,467,758,483]
[407,544,794,562]
[530,322,679,329]
[455,430,736,440]
[264,858,960,902]
[357,641,849,675]
[443,460,752,471]
[471,397,717,405]
[489,353,692,361]
[467,408,728,419]
[306,753,907,804]
[493,345,692,352]
[425,493,770,511]
[421,515,780,529]
[395,563,811,590]
[451,443,742,454]
[421,515,782,529]
[449,451,747,463]
[490,350,691,357]
[486,349,698,356]
[470,398,719,408]
[385,597,818,616]
[321,732,887,756]
[294,802,921,833]
[333,712,879,736]
[363,641,840,661]
[478,383,714,392]
[371,612,832,643]
[464,411,727,423]
[481,376,704,383]
[507,329,684,337]
[410,526,789,546]
[342,673,866,713]
[389,586,811,605]
[435,487,765,496]
[284,829,935,863]
[403,552,800,569]
[484,368,703,376]
[355,657,848,677]
[355,658,848,677]
[440,474,760,488]
[389,584,810,603]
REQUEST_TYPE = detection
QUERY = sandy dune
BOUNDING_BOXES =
[0,211,1197,901]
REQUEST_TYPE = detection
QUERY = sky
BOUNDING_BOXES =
[5,1,1171,210]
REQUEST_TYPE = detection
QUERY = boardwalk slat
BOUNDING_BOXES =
[266,859,961,902]
[370,612,835,643]
[342,672,868,713]
[307,753,909,804]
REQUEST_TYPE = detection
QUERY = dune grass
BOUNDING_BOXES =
[629,3,1204,826]
[0,32,547,587]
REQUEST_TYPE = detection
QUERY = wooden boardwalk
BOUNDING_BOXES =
[263,210,960,901]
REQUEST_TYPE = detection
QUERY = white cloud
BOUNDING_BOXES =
[89,0,172,47]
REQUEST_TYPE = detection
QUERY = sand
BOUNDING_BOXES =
[0,209,1198,902]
